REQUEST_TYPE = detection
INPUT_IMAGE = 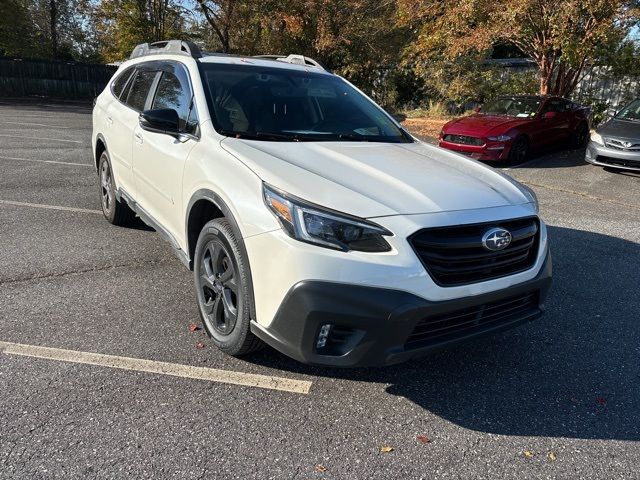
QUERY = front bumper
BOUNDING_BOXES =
[439,140,512,161]
[250,249,552,367]
[585,141,640,171]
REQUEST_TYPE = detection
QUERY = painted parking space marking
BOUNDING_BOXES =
[0,199,101,214]
[0,134,82,144]
[0,121,71,129]
[0,341,313,394]
[0,155,92,167]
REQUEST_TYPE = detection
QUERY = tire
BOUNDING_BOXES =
[193,218,263,356]
[508,136,529,164]
[98,151,135,226]
[572,122,589,148]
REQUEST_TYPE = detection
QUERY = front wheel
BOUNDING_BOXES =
[193,218,263,356]
[508,136,529,164]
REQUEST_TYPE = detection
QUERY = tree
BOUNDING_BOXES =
[399,0,640,97]
[92,0,191,62]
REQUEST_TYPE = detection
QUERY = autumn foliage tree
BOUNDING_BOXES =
[399,0,640,97]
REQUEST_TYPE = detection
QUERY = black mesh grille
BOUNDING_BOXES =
[405,291,539,349]
[443,134,484,146]
[596,155,640,169]
[409,217,540,286]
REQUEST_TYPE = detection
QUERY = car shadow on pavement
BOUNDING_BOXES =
[250,225,640,441]
[497,145,587,169]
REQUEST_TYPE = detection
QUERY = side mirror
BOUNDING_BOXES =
[606,108,617,118]
[473,106,481,113]
[391,113,407,123]
[543,111,557,120]
[139,108,180,135]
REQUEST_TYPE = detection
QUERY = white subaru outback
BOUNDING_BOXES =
[92,40,552,367]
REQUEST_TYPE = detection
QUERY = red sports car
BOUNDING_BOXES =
[438,95,590,163]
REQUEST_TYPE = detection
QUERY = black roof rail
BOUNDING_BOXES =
[253,54,330,72]
[130,40,203,60]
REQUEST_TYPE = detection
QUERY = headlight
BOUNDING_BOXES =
[487,135,511,142]
[590,130,603,145]
[263,184,392,252]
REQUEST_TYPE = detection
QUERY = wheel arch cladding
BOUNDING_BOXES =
[186,190,257,322]
[95,135,107,171]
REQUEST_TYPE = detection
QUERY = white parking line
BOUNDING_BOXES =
[0,341,312,394]
[0,199,101,214]
[0,121,71,129]
[0,134,82,144]
[0,155,91,167]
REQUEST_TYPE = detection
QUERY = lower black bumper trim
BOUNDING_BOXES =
[251,250,552,367]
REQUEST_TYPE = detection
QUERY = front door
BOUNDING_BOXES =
[132,63,199,243]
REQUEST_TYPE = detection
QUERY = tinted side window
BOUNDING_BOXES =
[152,72,192,131]
[542,99,563,113]
[126,70,158,111]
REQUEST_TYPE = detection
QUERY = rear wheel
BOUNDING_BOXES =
[573,122,589,148]
[194,218,263,356]
[508,136,529,164]
[98,151,135,225]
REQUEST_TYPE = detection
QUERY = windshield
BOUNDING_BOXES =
[480,97,541,118]
[615,99,640,121]
[198,63,410,142]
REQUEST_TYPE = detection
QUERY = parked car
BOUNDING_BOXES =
[586,98,640,172]
[92,40,552,367]
[439,95,590,163]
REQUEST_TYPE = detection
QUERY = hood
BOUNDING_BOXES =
[444,114,531,138]
[597,118,640,139]
[221,139,533,218]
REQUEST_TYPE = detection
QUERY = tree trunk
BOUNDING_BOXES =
[49,0,58,58]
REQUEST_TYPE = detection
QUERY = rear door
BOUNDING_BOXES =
[103,66,137,194]
[106,64,159,198]
[132,61,199,242]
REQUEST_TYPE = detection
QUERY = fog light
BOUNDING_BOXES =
[316,324,332,348]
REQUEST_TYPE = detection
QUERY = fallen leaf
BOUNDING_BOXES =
[596,396,607,406]
[523,450,534,459]
[380,446,394,453]
[314,464,327,473]
[188,323,200,332]
[548,452,557,462]
[416,435,431,444]
[195,342,205,349]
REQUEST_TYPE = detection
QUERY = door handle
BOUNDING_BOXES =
[134,132,143,144]
[106,116,113,126]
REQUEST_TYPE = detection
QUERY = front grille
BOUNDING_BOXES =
[405,291,539,349]
[443,134,484,146]
[604,138,640,151]
[596,155,640,168]
[409,217,539,286]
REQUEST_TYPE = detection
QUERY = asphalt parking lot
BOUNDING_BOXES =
[0,100,639,479]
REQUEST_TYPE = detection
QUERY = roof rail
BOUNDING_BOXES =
[130,40,203,60]
[253,54,329,72]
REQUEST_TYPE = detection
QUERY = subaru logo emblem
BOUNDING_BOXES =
[482,227,512,251]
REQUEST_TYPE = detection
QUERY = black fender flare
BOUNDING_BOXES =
[95,133,109,170]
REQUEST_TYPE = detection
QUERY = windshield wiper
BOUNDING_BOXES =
[217,129,299,141]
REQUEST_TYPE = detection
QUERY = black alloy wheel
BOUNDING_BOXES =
[199,239,239,335]
[194,218,263,355]
[509,136,529,164]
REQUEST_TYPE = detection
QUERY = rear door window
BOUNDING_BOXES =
[125,69,158,111]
